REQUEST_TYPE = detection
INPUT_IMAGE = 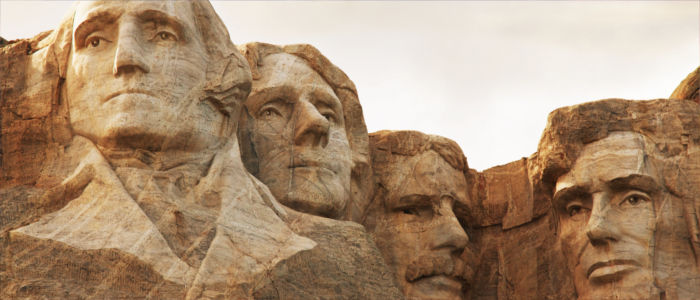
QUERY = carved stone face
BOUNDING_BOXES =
[243,52,352,218]
[554,132,659,299]
[66,1,223,152]
[372,150,469,300]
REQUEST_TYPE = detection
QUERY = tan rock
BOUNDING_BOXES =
[1,1,316,298]
[236,42,400,299]
[670,66,700,103]
[251,211,404,299]
[463,159,575,300]
[2,2,400,299]
[531,98,700,299]
[237,42,372,222]
[364,130,473,300]
[4,1,699,299]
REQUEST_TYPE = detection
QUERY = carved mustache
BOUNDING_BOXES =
[405,255,468,283]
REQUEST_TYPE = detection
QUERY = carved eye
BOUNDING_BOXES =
[567,205,583,217]
[621,194,648,207]
[85,36,105,48]
[157,31,177,41]
[322,112,335,122]
[397,205,433,219]
[259,106,281,118]
[402,207,420,216]
[565,201,588,218]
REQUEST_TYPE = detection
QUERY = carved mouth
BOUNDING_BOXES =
[288,161,335,173]
[405,256,467,284]
[586,259,640,280]
[410,274,465,295]
[105,89,157,103]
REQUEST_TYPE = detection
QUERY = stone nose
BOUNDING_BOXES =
[585,192,620,245]
[293,100,329,148]
[113,20,150,76]
[430,209,469,252]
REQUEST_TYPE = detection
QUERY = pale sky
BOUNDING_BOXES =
[2,1,698,171]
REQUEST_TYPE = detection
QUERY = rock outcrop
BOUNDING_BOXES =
[671,66,700,104]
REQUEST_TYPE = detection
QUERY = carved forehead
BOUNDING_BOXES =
[555,131,656,192]
[381,151,467,200]
[256,53,333,91]
[73,1,198,34]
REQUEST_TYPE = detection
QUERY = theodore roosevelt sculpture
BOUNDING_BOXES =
[237,42,372,221]
[363,130,473,300]
[532,99,700,299]
[1,1,315,298]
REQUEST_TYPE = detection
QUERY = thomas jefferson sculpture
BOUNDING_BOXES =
[237,42,372,221]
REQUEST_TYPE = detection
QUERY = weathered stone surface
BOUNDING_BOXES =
[365,130,473,300]
[466,158,542,228]
[233,42,400,298]
[530,98,700,299]
[460,159,575,300]
[670,66,700,104]
[1,2,398,299]
[237,42,372,222]
[466,212,575,300]
[3,1,700,299]
[252,211,403,299]
[0,1,327,299]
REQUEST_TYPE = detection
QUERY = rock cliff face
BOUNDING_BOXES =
[1,1,699,299]
[0,2,398,299]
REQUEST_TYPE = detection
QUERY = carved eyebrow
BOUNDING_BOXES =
[553,185,588,206]
[608,174,661,194]
[73,9,120,45]
[395,194,432,209]
[136,9,186,41]
[309,89,342,113]
[247,86,295,111]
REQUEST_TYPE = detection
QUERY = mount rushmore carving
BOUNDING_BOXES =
[1,1,698,299]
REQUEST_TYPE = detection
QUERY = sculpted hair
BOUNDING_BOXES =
[530,98,700,268]
[237,42,372,221]
[369,130,468,173]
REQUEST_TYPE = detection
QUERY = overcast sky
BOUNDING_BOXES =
[2,1,698,170]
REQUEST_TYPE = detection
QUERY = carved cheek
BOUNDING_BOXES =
[559,219,588,263]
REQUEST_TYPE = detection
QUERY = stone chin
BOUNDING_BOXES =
[281,170,350,218]
[406,276,464,300]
